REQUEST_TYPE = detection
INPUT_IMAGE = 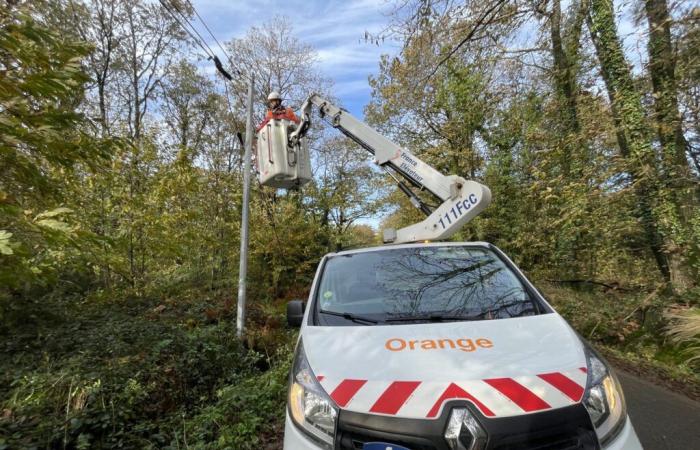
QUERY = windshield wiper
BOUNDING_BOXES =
[319,309,380,325]
[384,313,482,323]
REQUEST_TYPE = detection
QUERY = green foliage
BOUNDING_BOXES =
[0,12,95,190]
[1,4,341,450]
[0,292,292,449]
[248,192,331,300]
[183,346,293,449]
[369,25,660,285]
[433,62,489,175]
[542,282,699,376]
[0,8,114,295]
[588,0,700,291]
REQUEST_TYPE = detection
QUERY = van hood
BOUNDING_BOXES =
[301,313,588,419]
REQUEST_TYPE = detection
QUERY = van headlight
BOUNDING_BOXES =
[288,340,338,448]
[583,348,626,445]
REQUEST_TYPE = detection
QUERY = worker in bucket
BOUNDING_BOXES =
[257,91,299,131]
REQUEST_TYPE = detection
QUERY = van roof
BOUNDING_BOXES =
[326,241,492,257]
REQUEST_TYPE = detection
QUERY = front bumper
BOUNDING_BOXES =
[603,417,642,450]
[285,411,323,450]
[283,412,643,450]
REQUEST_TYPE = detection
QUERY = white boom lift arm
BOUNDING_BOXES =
[288,93,492,244]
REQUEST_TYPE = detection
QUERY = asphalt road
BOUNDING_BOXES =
[616,370,700,449]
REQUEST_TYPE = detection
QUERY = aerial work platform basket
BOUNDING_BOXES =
[255,119,312,189]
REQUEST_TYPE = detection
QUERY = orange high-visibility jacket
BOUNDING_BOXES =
[257,107,300,131]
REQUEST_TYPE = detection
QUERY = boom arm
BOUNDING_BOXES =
[289,93,491,244]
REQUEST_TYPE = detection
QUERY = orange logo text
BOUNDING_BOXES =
[385,337,493,353]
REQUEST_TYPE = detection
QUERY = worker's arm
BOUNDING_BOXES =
[286,108,300,124]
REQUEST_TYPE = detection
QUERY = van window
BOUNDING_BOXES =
[315,246,544,326]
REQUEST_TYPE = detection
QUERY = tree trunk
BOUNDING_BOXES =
[646,0,690,172]
[645,0,696,293]
[587,0,672,284]
[550,0,580,137]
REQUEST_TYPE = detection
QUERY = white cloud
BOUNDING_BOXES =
[317,44,387,71]
[333,78,373,97]
[190,0,398,117]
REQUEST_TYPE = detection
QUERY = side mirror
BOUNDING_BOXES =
[287,300,306,327]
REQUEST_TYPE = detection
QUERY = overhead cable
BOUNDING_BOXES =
[158,0,216,60]
[182,0,240,76]
[159,0,244,82]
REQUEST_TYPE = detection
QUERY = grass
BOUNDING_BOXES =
[664,306,700,364]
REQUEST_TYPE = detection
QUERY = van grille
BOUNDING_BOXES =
[337,429,587,450]
[491,432,588,450]
[336,403,598,450]
[338,428,436,449]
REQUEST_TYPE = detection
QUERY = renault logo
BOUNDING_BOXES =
[444,408,487,450]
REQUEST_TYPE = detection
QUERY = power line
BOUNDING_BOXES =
[168,0,216,58]
[158,0,216,60]
[158,0,216,59]
[181,0,240,76]
[160,0,252,133]
[159,0,246,82]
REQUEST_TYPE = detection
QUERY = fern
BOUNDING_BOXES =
[665,307,700,364]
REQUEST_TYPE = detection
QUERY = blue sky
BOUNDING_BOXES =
[188,0,658,118]
[192,0,400,118]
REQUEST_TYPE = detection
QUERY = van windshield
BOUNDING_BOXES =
[314,246,543,326]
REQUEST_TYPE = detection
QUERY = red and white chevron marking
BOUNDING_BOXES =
[316,367,587,419]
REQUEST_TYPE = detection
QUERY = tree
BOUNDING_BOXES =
[367,0,683,287]
[541,0,590,176]
[225,16,331,121]
[308,137,386,249]
[676,6,700,173]
[644,0,699,292]
[103,0,183,288]
[587,0,697,292]
[66,0,120,137]
[645,0,691,176]
[0,6,111,294]
[160,59,215,151]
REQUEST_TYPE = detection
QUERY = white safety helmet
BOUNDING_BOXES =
[267,91,281,101]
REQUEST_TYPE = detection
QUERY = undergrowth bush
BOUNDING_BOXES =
[0,292,296,449]
[183,345,293,449]
[540,281,699,376]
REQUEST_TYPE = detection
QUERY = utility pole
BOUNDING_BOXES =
[237,72,254,339]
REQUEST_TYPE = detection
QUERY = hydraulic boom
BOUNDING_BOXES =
[288,93,492,244]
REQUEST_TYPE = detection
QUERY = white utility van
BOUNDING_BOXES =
[283,242,643,450]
